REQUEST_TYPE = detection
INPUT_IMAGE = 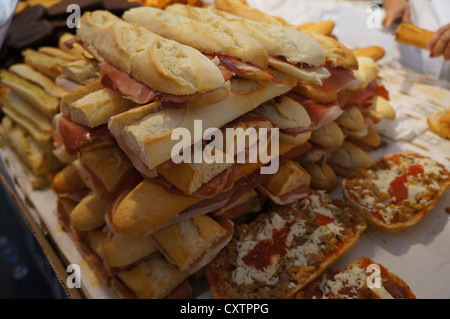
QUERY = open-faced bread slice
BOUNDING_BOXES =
[342,151,450,232]
[298,257,416,299]
[206,191,366,298]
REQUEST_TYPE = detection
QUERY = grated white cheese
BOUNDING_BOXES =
[412,157,442,176]
[371,169,398,194]
[232,214,306,286]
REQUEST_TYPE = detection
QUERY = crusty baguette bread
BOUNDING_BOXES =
[213,189,263,220]
[0,91,54,151]
[206,191,366,298]
[335,106,366,131]
[214,0,291,27]
[296,160,338,192]
[108,71,297,170]
[342,151,450,232]
[61,80,135,128]
[52,162,86,195]
[58,33,86,58]
[166,4,326,68]
[1,116,63,176]
[9,63,68,98]
[262,161,310,196]
[347,56,379,91]
[298,257,416,299]
[327,141,372,176]
[302,30,358,70]
[123,6,269,69]
[310,121,345,149]
[213,1,354,70]
[115,255,189,299]
[77,10,225,96]
[102,231,159,269]
[61,59,100,86]
[293,81,338,104]
[0,69,60,119]
[366,95,396,122]
[152,215,232,272]
[75,141,137,200]
[70,194,107,232]
[427,107,450,139]
[395,23,434,50]
[111,179,200,236]
[297,20,335,36]
[22,48,69,80]
[254,95,312,145]
[352,46,386,62]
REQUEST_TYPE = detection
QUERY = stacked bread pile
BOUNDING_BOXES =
[1,1,409,299]
[0,46,82,188]
[213,0,397,194]
[46,6,332,299]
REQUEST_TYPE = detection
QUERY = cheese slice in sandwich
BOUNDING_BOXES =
[76,10,230,108]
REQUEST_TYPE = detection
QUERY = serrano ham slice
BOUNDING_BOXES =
[204,52,281,83]
[287,91,343,129]
[320,65,359,94]
[338,80,389,110]
[100,61,158,105]
[56,115,112,155]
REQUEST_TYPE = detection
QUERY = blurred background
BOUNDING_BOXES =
[0,183,67,298]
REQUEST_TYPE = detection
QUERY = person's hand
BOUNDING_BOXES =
[383,0,411,28]
[428,24,450,61]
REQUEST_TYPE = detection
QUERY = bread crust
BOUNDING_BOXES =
[61,80,135,128]
[77,10,225,95]
[342,151,450,232]
[108,71,297,170]
[123,6,269,69]
[166,4,326,67]
[427,108,450,139]
[395,23,434,50]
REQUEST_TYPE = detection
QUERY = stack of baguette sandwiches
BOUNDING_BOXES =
[0,45,80,188]
[213,0,397,193]
[50,6,329,299]
[1,1,410,299]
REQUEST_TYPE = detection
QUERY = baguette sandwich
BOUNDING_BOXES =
[256,160,311,205]
[122,6,279,82]
[56,194,193,299]
[76,10,231,108]
[165,4,330,85]
[108,141,313,236]
[107,69,297,173]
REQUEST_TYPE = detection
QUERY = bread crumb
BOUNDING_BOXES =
[445,207,450,215]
